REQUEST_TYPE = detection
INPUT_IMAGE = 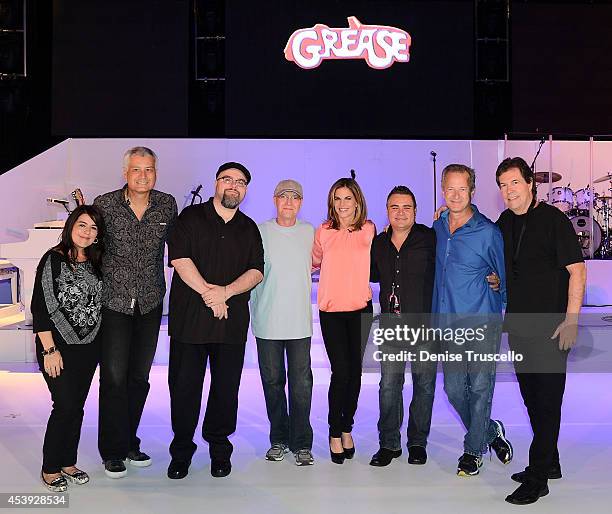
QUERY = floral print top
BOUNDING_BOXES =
[31,250,102,345]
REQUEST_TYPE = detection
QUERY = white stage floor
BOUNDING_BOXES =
[0,365,611,513]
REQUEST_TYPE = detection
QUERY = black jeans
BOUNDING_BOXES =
[98,304,162,461]
[256,337,313,452]
[377,349,438,451]
[168,339,246,463]
[319,302,373,438]
[510,334,568,485]
[37,337,99,474]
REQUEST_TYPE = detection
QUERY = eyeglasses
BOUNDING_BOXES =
[217,176,248,188]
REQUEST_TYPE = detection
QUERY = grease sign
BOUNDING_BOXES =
[284,16,411,70]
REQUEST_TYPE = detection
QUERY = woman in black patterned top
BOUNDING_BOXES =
[31,205,106,492]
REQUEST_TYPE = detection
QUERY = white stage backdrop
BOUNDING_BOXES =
[1,138,612,363]
[4,138,612,241]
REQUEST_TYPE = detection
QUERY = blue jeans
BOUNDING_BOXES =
[378,353,438,451]
[442,327,501,457]
[256,337,313,452]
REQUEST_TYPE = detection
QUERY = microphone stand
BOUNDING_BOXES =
[430,151,437,212]
[190,185,203,206]
[530,137,546,197]
[530,137,546,172]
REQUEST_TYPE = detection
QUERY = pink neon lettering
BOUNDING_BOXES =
[284,16,411,70]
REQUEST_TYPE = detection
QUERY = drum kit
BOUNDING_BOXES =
[537,171,612,258]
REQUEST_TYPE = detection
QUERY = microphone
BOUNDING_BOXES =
[191,185,202,195]
[430,151,437,158]
[46,198,70,205]
[350,169,356,179]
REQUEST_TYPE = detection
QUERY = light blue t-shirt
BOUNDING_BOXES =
[250,219,314,339]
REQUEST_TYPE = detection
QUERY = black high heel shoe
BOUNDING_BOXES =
[329,438,345,464]
[342,434,355,459]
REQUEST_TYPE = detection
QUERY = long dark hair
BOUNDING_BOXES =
[53,205,106,276]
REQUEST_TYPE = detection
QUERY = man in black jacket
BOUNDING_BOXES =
[369,186,437,467]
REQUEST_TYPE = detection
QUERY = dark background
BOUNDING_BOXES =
[512,1,612,135]
[2,0,612,174]
[225,0,474,138]
[51,0,189,136]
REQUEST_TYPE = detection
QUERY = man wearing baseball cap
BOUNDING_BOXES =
[250,179,316,466]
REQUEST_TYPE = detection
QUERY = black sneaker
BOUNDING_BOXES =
[457,453,483,477]
[104,459,127,479]
[489,419,513,464]
[126,450,152,468]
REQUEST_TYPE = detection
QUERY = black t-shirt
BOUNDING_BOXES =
[167,198,264,344]
[370,223,436,314]
[496,202,583,315]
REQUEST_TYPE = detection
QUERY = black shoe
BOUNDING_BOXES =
[369,448,402,467]
[407,445,427,465]
[342,434,355,459]
[511,464,562,483]
[211,460,231,478]
[167,459,190,480]
[489,420,513,465]
[329,438,345,464]
[126,450,152,468]
[505,481,549,505]
[457,453,483,477]
[104,459,127,479]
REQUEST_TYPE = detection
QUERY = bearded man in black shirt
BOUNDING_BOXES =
[166,162,264,480]
[495,157,586,505]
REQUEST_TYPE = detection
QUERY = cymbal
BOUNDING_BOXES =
[597,195,612,201]
[594,172,612,184]
[534,171,562,183]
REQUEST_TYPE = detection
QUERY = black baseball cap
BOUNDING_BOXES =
[216,162,252,184]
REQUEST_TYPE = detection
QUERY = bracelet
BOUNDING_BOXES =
[41,346,57,356]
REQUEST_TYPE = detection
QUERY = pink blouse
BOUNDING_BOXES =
[312,220,376,312]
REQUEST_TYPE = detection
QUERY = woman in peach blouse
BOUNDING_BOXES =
[312,176,375,464]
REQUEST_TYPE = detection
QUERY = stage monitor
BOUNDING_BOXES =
[225,0,474,139]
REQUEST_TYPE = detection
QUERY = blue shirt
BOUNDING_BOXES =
[432,205,506,314]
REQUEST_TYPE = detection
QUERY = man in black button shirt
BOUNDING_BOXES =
[166,162,264,479]
[495,157,586,505]
[369,186,437,467]
[94,146,178,478]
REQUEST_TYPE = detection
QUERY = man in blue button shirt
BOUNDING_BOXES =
[432,164,513,477]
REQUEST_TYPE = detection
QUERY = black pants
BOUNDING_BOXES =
[37,337,99,474]
[510,334,568,485]
[319,302,373,438]
[168,339,246,462]
[98,304,162,461]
